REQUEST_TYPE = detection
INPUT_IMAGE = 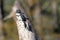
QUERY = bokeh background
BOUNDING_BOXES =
[0,0,60,40]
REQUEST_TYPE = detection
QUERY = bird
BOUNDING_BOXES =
[16,9,36,40]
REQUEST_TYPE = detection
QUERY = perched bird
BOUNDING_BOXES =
[16,9,36,40]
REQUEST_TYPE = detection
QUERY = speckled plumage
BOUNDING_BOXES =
[16,9,35,40]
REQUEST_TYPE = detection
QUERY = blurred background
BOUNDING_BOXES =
[0,0,60,40]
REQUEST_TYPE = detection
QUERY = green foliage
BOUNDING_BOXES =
[3,0,15,14]
[4,18,18,40]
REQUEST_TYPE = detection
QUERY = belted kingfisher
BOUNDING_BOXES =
[16,9,36,40]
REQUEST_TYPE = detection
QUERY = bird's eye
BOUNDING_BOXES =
[16,10,21,13]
